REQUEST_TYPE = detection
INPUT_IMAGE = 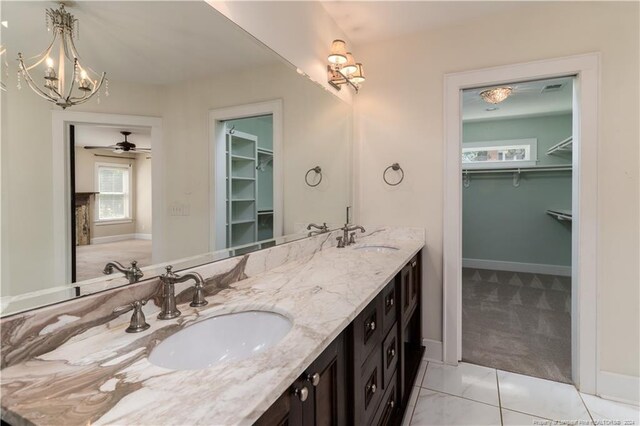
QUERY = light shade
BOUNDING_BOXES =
[350,63,366,84]
[328,39,348,64]
[341,52,358,75]
[480,87,512,104]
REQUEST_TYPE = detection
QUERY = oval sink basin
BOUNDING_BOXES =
[148,311,292,370]
[353,245,399,253]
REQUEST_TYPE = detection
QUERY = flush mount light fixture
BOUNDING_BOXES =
[327,39,365,93]
[17,4,108,109]
[479,87,512,104]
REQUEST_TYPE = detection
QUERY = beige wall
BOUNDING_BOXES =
[161,62,351,261]
[1,81,164,296]
[354,2,639,377]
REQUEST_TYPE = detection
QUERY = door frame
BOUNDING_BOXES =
[51,111,163,286]
[442,53,599,393]
[208,99,283,251]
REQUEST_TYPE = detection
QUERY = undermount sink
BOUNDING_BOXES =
[353,245,400,253]
[148,311,292,370]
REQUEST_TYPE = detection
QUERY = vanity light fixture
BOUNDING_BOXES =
[16,4,108,109]
[327,39,365,93]
[479,86,512,104]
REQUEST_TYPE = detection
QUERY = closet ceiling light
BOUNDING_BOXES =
[327,40,364,94]
[480,87,512,104]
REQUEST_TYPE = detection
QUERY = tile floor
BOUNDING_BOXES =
[402,359,639,426]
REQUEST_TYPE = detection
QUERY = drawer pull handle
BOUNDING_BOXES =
[389,399,395,408]
[367,383,377,394]
[366,321,376,331]
[386,297,394,307]
[294,386,309,402]
[388,347,396,359]
[308,372,320,387]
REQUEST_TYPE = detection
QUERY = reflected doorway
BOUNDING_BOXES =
[70,124,153,282]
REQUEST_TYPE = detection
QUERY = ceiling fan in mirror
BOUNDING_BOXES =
[84,131,151,154]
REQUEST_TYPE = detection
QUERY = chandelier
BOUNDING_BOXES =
[480,87,512,104]
[17,4,107,109]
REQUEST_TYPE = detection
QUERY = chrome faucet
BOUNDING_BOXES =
[113,299,150,333]
[158,265,208,320]
[103,260,144,283]
[338,224,366,247]
[307,222,329,236]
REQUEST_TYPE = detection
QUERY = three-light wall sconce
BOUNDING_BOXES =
[327,39,365,93]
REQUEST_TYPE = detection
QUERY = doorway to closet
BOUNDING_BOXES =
[460,77,574,383]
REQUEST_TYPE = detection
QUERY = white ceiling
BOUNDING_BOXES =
[74,124,151,151]
[320,1,528,46]
[1,1,279,85]
[462,76,573,122]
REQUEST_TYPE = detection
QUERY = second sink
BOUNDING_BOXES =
[148,310,292,370]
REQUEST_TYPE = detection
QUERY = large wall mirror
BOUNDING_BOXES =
[0,1,352,316]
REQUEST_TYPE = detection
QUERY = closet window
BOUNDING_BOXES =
[95,163,132,222]
[462,138,537,169]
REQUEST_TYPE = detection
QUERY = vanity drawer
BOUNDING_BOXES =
[381,279,397,335]
[359,345,384,425]
[354,295,383,367]
[381,326,399,390]
[372,372,399,426]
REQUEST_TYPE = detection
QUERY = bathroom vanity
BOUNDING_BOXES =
[256,253,422,426]
[0,228,424,425]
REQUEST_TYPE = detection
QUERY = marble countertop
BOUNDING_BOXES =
[1,233,424,426]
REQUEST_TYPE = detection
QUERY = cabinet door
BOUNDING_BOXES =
[255,381,304,426]
[306,332,347,426]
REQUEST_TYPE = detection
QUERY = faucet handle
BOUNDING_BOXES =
[349,232,357,245]
[129,261,144,281]
[190,279,208,308]
[336,236,345,248]
[113,300,150,333]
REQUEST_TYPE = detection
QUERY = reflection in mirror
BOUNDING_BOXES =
[0,1,352,316]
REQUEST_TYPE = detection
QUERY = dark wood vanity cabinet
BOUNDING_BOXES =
[256,250,423,426]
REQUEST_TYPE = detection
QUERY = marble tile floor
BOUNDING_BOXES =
[402,360,639,426]
[462,267,572,383]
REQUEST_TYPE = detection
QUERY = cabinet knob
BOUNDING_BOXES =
[294,386,309,402]
[369,383,377,394]
[386,297,394,307]
[388,347,396,359]
[411,261,417,267]
[389,399,395,408]
[367,321,376,331]
[308,372,320,387]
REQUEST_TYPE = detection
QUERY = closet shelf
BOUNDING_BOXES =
[546,136,573,155]
[546,209,572,222]
[231,154,256,161]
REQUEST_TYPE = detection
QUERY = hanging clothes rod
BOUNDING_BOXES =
[462,164,572,174]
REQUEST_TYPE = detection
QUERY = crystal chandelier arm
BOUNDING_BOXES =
[17,61,58,102]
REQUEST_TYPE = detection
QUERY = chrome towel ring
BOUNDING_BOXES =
[305,166,322,187]
[383,163,404,186]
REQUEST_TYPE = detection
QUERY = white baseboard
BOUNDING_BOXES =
[597,371,640,406]
[91,233,152,244]
[463,258,571,276]
[422,338,443,362]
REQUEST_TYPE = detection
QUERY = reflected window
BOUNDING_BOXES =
[462,138,537,169]
[95,163,131,221]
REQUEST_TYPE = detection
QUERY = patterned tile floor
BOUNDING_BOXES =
[461,268,572,383]
[402,360,639,426]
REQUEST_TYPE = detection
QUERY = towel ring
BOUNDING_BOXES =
[383,163,404,186]
[305,166,322,187]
